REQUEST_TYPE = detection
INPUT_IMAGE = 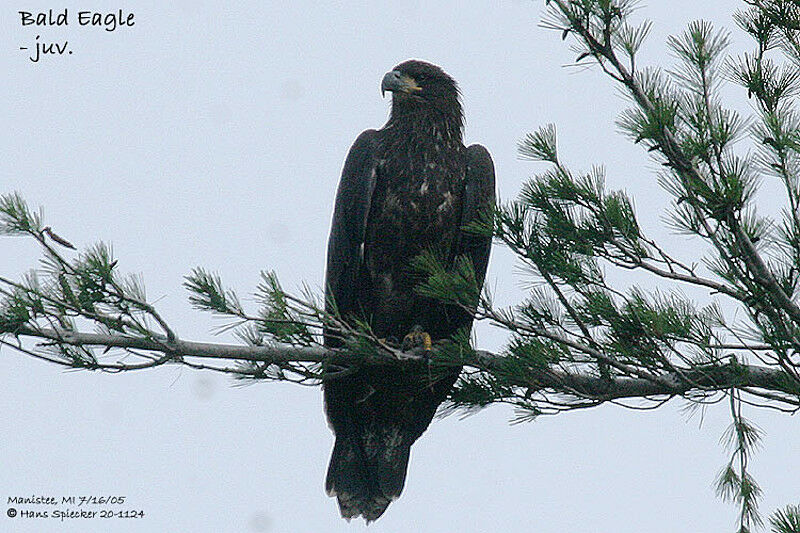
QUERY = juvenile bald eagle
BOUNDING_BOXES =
[323,60,495,522]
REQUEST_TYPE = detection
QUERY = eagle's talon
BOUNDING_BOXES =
[401,325,432,353]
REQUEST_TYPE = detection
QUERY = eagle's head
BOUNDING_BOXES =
[381,60,461,121]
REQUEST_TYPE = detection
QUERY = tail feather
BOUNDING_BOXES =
[361,426,410,500]
[322,365,460,522]
[325,431,411,522]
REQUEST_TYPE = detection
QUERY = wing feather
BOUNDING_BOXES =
[324,129,380,346]
[458,144,496,289]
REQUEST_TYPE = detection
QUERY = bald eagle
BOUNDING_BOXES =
[323,60,495,522]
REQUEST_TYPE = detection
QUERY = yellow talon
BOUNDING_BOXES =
[422,333,432,351]
[402,325,432,352]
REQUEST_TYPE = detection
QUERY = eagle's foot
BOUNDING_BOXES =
[401,325,432,353]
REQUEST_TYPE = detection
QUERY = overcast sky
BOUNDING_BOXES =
[2,1,798,532]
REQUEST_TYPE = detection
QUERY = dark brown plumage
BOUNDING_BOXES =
[323,60,495,522]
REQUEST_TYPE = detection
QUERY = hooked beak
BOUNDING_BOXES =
[381,70,420,97]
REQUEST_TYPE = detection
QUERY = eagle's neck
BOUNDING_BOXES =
[384,101,464,149]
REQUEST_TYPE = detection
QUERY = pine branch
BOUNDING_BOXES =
[4,325,798,404]
[561,2,800,322]
[548,0,800,382]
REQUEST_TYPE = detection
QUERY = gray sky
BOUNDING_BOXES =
[1,1,797,531]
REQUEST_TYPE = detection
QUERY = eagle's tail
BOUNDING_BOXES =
[325,429,411,523]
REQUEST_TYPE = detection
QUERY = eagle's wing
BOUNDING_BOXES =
[458,144,496,290]
[324,129,380,345]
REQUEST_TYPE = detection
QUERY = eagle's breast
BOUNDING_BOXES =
[362,128,466,337]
